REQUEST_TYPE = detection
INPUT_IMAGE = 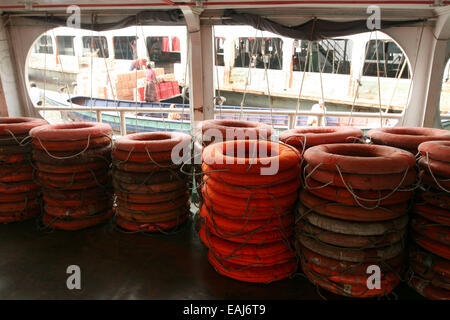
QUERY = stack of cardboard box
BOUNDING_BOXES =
[113,70,146,101]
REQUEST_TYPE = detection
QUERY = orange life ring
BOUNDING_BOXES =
[199,225,294,266]
[0,162,32,174]
[202,140,300,174]
[42,209,112,230]
[301,256,400,298]
[112,179,185,194]
[37,169,108,183]
[116,206,188,223]
[299,189,408,222]
[0,133,29,146]
[43,194,109,208]
[0,180,38,194]
[299,245,403,276]
[414,204,450,226]
[203,175,301,199]
[0,153,28,164]
[0,199,39,213]
[421,172,450,190]
[279,126,362,150]
[29,122,112,141]
[418,157,450,178]
[367,127,450,151]
[0,191,37,203]
[200,204,293,236]
[302,253,402,286]
[112,149,173,163]
[297,219,406,248]
[0,117,47,135]
[115,214,187,232]
[32,145,111,165]
[419,190,450,210]
[113,158,177,172]
[0,208,40,224]
[305,165,417,190]
[0,170,34,183]
[200,120,272,144]
[409,261,450,291]
[298,234,403,263]
[0,144,32,154]
[419,140,450,163]
[205,219,293,244]
[409,245,450,278]
[412,231,450,260]
[115,189,186,204]
[42,186,109,202]
[304,143,415,174]
[36,161,106,174]
[306,179,413,206]
[114,131,191,152]
[202,163,300,186]
[38,174,108,190]
[112,168,183,185]
[202,195,292,221]
[408,275,450,300]
[207,251,296,283]
[45,201,111,218]
[202,185,298,210]
[32,135,111,152]
[116,194,188,212]
[300,209,408,237]
[411,215,450,246]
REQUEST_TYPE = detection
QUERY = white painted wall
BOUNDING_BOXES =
[0,16,23,116]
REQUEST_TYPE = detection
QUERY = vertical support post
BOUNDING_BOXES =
[96,110,102,123]
[288,114,296,129]
[181,6,215,139]
[388,13,450,128]
[200,24,215,121]
[0,16,24,116]
[119,111,126,136]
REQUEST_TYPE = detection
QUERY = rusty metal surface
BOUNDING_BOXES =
[0,217,424,300]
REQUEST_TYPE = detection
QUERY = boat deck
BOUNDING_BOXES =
[0,217,424,300]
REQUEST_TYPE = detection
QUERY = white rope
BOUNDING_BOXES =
[425,152,450,193]
[36,134,92,160]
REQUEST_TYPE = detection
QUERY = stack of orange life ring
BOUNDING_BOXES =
[112,131,191,232]
[29,122,113,230]
[196,119,273,207]
[279,126,363,154]
[407,140,450,300]
[198,119,272,146]
[367,127,450,155]
[299,143,417,298]
[0,117,47,223]
[199,139,301,283]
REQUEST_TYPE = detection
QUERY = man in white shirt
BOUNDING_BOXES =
[307,99,327,126]
[29,83,42,106]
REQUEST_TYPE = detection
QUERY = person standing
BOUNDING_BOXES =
[307,99,327,126]
[29,82,42,106]
[144,63,158,102]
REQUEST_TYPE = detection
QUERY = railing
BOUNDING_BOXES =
[34,104,416,136]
